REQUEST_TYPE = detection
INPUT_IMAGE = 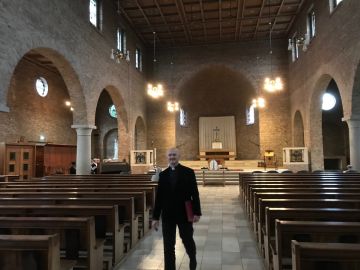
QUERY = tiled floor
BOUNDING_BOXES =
[116,186,265,270]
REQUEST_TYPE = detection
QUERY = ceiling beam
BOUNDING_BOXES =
[122,1,300,12]
[270,0,285,32]
[153,0,175,45]
[174,0,191,43]
[286,0,306,33]
[199,0,208,42]
[117,2,147,44]
[234,0,241,40]
[132,13,295,30]
[253,0,267,38]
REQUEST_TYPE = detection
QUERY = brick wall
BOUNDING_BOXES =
[147,40,291,166]
[0,0,148,160]
[0,57,76,144]
[288,0,360,169]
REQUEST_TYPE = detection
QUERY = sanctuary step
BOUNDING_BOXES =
[194,170,240,185]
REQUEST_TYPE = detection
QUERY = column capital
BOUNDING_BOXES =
[342,117,360,128]
[71,124,97,130]
[71,125,96,136]
[0,103,10,112]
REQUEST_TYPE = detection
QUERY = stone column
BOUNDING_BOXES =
[72,125,96,175]
[345,119,360,171]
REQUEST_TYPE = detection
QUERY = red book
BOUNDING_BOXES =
[185,200,194,222]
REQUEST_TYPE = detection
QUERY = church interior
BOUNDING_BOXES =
[0,0,360,269]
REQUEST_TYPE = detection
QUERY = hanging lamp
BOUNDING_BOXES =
[147,32,164,98]
[263,0,283,93]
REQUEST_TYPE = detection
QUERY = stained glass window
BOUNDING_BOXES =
[109,105,117,118]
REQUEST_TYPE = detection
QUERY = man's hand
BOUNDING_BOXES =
[152,220,160,231]
[193,215,200,223]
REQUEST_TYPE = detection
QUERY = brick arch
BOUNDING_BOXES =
[309,74,345,170]
[95,85,129,132]
[93,87,130,162]
[134,116,147,150]
[175,63,258,97]
[293,110,305,147]
[3,47,87,125]
[351,61,360,118]
[175,64,260,160]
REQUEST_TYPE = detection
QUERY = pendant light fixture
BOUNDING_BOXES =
[147,32,164,99]
[167,60,180,112]
[263,0,283,93]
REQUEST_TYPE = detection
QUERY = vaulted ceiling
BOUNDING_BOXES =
[118,0,305,47]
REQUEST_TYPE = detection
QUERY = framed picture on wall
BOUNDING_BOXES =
[290,149,304,162]
[135,152,147,164]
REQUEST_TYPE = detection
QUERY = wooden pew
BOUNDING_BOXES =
[243,182,360,206]
[44,174,152,180]
[0,216,103,270]
[248,187,360,216]
[0,196,138,250]
[264,208,360,269]
[291,240,360,270]
[0,191,145,239]
[251,192,360,225]
[0,175,20,182]
[273,220,360,270]
[0,186,156,216]
[0,234,76,270]
[256,199,360,249]
[0,205,123,267]
[239,173,360,192]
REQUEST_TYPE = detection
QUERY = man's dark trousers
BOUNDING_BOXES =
[162,221,197,270]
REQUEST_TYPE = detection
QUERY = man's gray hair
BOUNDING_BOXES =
[167,148,180,156]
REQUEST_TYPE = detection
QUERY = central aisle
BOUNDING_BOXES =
[117,186,265,270]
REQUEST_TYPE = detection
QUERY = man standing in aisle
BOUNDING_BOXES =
[152,148,202,270]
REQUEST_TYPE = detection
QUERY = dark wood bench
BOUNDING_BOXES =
[0,175,20,182]
[0,186,156,209]
[291,240,360,270]
[0,191,144,241]
[0,216,103,270]
[0,234,76,270]
[0,187,155,227]
[274,220,360,270]
[0,196,138,251]
[256,199,360,249]
[0,205,123,267]
[239,173,360,192]
[252,192,360,225]
[264,208,360,269]
[243,182,360,206]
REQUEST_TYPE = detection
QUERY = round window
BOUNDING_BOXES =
[322,93,336,111]
[35,77,48,97]
[109,105,117,118]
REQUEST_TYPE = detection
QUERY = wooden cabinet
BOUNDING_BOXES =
[5,144,34,180]
[1,143,76,178]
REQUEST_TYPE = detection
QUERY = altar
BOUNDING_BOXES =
[198,150,236,162]
[198,116,237,166]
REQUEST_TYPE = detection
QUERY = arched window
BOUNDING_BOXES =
[35,77,48,97]
[109,104,117,118]
[180,108,188,127]
[246,104,255,125]
[322,93,336,111]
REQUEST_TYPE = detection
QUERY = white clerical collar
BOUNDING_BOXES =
[169,163,179,170]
